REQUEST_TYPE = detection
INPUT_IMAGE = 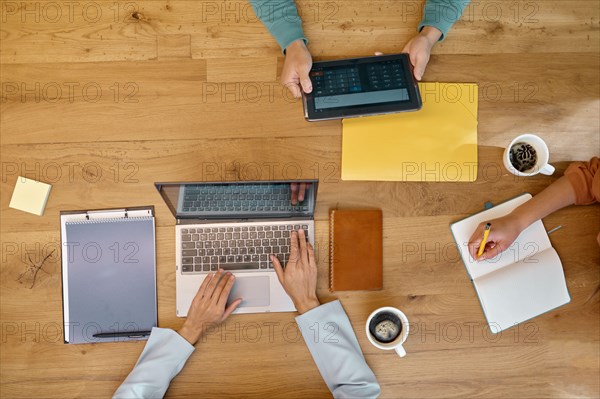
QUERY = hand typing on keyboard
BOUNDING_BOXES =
[181,223,310,273]
[178,269,242,345]
[270,229,320,314]
[290,182,309,205]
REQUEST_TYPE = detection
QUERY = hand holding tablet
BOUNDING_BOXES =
[302,53,422,121]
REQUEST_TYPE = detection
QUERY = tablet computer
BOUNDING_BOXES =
[302,53,422,121]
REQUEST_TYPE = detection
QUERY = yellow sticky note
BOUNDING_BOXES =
[9,177,52,216]
[342,82,478,182]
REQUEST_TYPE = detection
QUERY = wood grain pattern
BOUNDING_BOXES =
[1,0,599,397]
[158,34,192,59]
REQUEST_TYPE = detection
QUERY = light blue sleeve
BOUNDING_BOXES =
[249,0,307,52]
[295,300,381,398]
[418,0,471,40]
[113,327,195,399]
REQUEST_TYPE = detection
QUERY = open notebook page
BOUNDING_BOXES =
[474,247,570,333]
[451,194,553,280]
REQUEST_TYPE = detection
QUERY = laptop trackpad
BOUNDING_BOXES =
[228,276,270,308]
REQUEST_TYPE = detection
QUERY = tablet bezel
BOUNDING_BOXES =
[302,53,422,121]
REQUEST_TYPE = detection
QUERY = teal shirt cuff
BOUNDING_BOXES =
[272,21,308,53]
[418,0,471,40]
[250,0,308,53]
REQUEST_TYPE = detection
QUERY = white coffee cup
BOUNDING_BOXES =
[503,134,555,176]
[365,307,410,357]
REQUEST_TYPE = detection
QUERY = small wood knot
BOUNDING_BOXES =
[132,12,144,20]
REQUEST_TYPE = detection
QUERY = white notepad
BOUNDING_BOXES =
[450,194,570,333]
[9,177,52,216]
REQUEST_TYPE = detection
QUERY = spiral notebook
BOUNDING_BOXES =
[329,209,383,291]
[450,194,570,333]
[60,207,157,344]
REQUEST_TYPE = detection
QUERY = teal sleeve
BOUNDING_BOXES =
[250,0,308,52]
[418,0,471,40]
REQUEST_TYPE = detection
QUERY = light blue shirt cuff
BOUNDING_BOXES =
[113,327,195,399]
[296,300,381,398]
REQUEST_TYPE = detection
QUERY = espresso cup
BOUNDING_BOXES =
[365,307,410,357]
[503,134,555,176]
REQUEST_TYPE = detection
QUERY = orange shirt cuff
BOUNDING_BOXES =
[564,157,600,205]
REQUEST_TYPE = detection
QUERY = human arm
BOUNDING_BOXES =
[468,157,600,259]
[280,39,313,98]
[468,176,577,261]
[402,0,470,80]
[113,270,242,398]
[563,157,600,205]
[249,0,312,97]
[112,328,195,399]
[270,230,381,398]
[418,0,471,41]
[295,301,381,398]
[249,0,307,52]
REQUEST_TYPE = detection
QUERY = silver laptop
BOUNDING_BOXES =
[155,180,318,317]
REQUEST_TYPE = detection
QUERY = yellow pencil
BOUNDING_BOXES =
[477,223,492,258]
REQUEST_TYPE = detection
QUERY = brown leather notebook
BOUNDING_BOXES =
[329,209,383,291]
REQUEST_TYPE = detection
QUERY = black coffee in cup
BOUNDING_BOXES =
[509,142,538,172]
[368,311,402,343]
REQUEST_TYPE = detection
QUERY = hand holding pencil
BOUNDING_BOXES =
[477,223,492,258]
[468,215,525,261]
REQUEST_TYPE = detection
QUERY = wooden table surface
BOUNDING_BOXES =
[1,1,599,397]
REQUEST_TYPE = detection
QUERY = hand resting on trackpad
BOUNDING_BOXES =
[227,276,270,308]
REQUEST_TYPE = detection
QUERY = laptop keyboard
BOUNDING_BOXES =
[180,223,310,274]
[182,184,308,213]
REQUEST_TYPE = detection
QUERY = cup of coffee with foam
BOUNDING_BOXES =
[503,134,555,176]
[365,307,410,357]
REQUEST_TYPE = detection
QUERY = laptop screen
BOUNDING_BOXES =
[155,180,318,220]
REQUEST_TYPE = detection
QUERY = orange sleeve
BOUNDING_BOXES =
[564,157,600,205]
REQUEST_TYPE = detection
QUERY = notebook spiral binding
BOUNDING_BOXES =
[329,209,335,291]
[66,216,153,225]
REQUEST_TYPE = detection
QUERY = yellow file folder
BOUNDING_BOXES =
[342,82,478,182]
